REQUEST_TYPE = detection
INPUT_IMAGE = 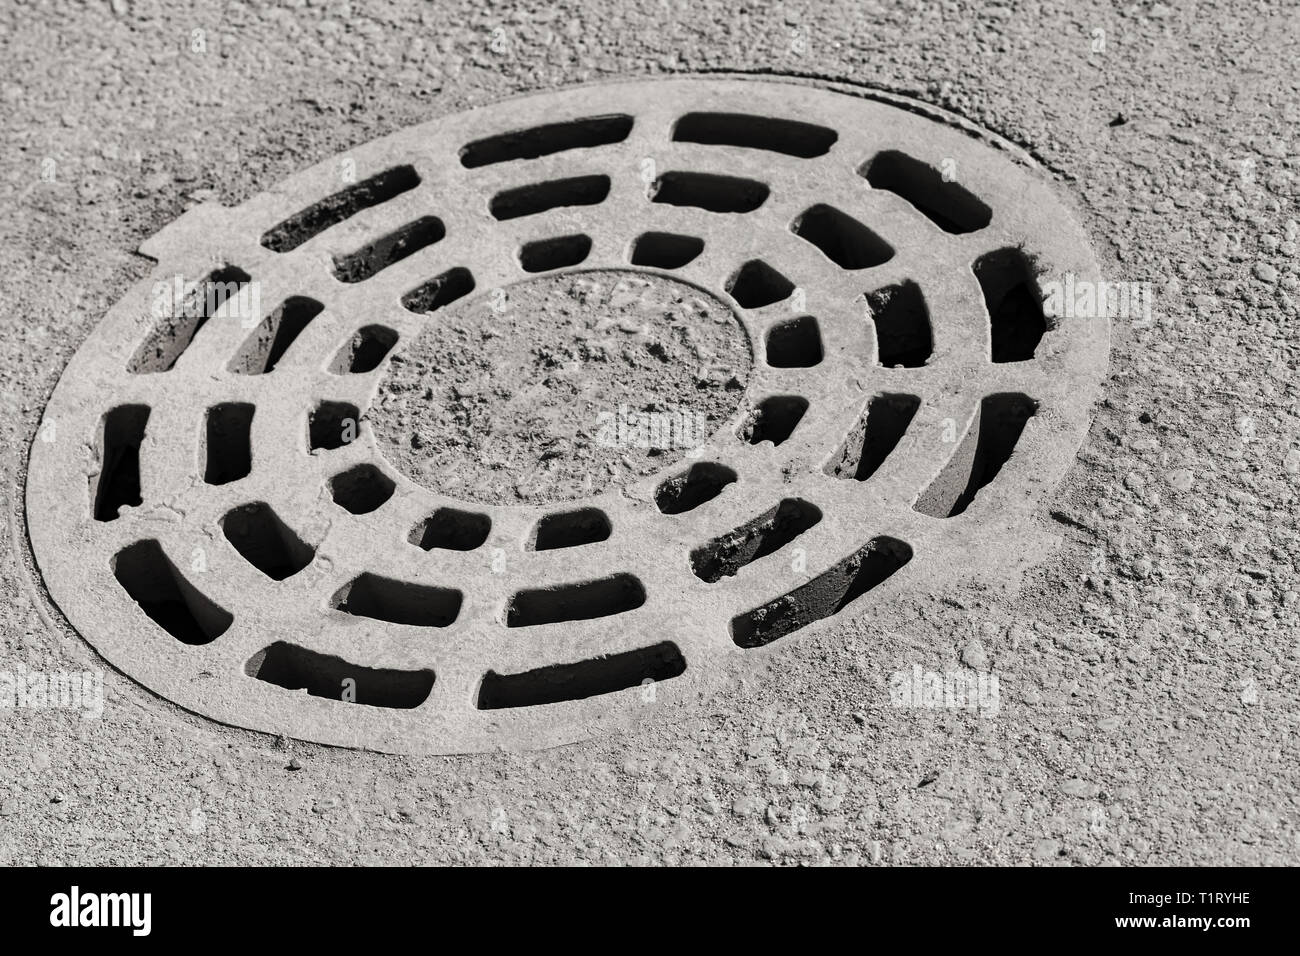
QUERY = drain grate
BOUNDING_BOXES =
[26,78,1107,753]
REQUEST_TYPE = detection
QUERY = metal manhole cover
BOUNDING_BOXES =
[27,77,1108,753]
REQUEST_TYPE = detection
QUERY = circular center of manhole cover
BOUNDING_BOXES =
[25,77,1108,755]
[371,269,751,505]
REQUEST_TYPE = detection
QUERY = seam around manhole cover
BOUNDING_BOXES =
[26,77,1108,754]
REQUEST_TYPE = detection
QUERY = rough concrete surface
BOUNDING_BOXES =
[1,0,1297,864]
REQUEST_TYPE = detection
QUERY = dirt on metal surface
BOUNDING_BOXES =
[374,270,752,506]
[0,1,1296,864]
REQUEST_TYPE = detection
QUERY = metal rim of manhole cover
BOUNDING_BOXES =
[26,76,1108,754]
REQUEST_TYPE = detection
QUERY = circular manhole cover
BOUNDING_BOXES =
[27,77,1107,753]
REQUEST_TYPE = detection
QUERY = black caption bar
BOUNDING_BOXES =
[0,866,1279,943]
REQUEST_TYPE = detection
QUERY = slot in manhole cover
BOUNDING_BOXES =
[26,77,1108,753]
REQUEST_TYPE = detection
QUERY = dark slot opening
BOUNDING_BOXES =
[332,216,445,283]
[308,400,360,451]
[245,642,434,709]
[725,259,794,309]
[329,324,398,374]
[530,508,611,551]
[765,315,823,367]
[629,232,705,269]
[329,464,395,514]
[519,234,592,272]
[460,115,634,168]
[691,498,823,583]
[331,572,462,627]
[128,266,251,374]
[740,396,808,446]
[654,462,738,515]
[401,267,475,314]
[825,393,921,481]
[731,536,913,648]
[791,204,893,270]
[506,573,646,627]
[204,402,254,485]
[112,539,233,646]
[477,641,685,710]
[260,165,421,253]
[861,150,991,234]
[489,175,610,221]
[672,113,838,158]
[228,296,324,374]
[914,393,1037,518]
[866,281,933,367]
[92,404,149,521]
[408,508,492,551]
[649,171,769,213]
[220,502,315,580]
[975,248,1049,362]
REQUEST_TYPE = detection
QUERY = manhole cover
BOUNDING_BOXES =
[27,77,1108,753]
